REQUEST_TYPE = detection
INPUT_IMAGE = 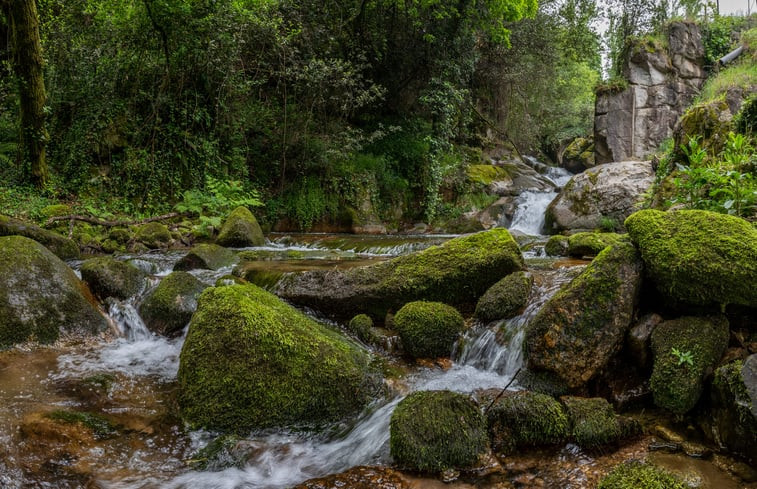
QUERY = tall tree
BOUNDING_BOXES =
[2,0,47,186]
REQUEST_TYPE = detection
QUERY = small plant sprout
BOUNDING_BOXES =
[671,347,694,367]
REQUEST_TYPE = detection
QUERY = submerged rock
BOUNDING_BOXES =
[216,206,264,247]
[173,243,237,271]
[138,271,207,337]
[650,315,729,414]
[475,271,532,322]
[80,256,146,301]
[277,229,524,320]
[524,242,642,388]
[598,461,687,489]
[0,215,79,260]
[487,390,569,454]
[625,209,757,308]
[178,284,381,432]
[393,301,464,358]
[390,390,487,473]
[0,236,107,348]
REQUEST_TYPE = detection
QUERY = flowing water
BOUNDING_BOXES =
[507,159,573,236]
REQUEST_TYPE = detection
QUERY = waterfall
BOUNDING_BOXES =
[507,158,573,236]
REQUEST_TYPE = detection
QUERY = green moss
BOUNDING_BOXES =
[108,228,131,244]
[347,314,376,344]
[598,461,687,489]
[487,391,569,454]
[466,164,511,186]
[174,243,237,271]
[216,206,264,247]
[46,410,117,440]
[650,316,729,414]
[40,204,71,220]
[674,100,732,158]
[390,390,488,472]
[394,301,464,358]
[561,396,622,448]
[177,284,381,432]
[475,271,532,322]
[625,209,757,307]
[0,214,80,260]
[710,358,757,461]
[567,232,626,257]
[82,373,115,392]
[138,271,207,337]
[544,235,569,257]
[80,256,146,301]
[135,222,172,249]
[734,93,757,135]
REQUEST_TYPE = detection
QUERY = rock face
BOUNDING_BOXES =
[0,236,107,347]
[173,243,237,271]
[0,215,79,260]
[393,301,464,358]
[475,271,532,322]
[138,271,207,337]
[177,284,381,432]
[80,257,146,301]
[524,242,642,388]
[650,316,729,414]
[216,206,264,247]
[277,229,524,320]
[595,22,706,164]
[625,209,757,308]
[390,390,487,472]
[545,161,654,232]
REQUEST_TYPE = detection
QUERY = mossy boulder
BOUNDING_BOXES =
[177,284,381,432]
[394,301,464,358]
[475,271,532,322]
[347,314,378,344]
[524,242,643,388]
[561,396,625,448]
[625,209,757,308]
[707,355,757,463]
[561,137,595,173]
[389,390,488,472]
[650,315,729,414]
[138,272,207,337]
[277,229,525,320]
[567,232,626,257]
[0,236,107,348]
[174,243,237,271]
[544,235,569,256]
[674,99,732,159]
[0,215,79,260]
[486,390,569,454]
[80,257,146,301]
[598,461,687,489]
[134,222,172,249]
[216,206,264,247]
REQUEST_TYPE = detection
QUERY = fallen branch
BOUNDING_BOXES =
[483,367,521,414]
[46,211,192,229]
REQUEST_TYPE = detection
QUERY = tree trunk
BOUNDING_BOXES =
[8,0,48,187]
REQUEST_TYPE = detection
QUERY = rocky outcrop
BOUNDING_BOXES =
[595,22,707,164]
[545,161,654,232]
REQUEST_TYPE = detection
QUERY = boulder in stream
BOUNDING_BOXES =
[0,236,107,348]
[0,215,79,260]
[474,271,532,322]
[524,242,642,388]
[566,232,627,257]
[393,301,464,358]
[277,229,524,321]
[80,256,147,301]
[216,206,265,247]
[177,284,382,432]
[138,271,207,337]
[173,243,237,271]
[560,396,637,448]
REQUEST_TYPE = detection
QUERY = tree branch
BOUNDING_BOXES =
[45,211,192,228]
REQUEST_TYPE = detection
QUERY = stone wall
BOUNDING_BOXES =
[595,22,707,164]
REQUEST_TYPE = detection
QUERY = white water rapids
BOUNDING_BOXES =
[507,161,573,236]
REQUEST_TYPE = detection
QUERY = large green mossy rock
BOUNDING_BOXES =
[0,215,79,260]
[394,301,464,358]
[598,461,687,489]
[0,236,107,348]
[80,257,146,301]
[134,222,172,249]
[566,232,626,257]
[138,272,207,337]
[524,243,642,388]
[487,391,569,454]
[174,243,237,271]
[625,209,757,308]
[650,316,729,414]
[277,229,525,320]
[178,284,381,432]
[390,390,488,472]
[561,396,626,448]
[475,271,532,322]
[216,206,265,247]
[544,235,569,257]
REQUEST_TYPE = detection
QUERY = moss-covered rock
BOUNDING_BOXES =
[174,243,237,271]
[278,229,525,320]
[487,391,569,454]
[475,271,532,322]
[390,390,488,472]
[562,137,595,173]
[650,315,729,414]
[45,410,117,440]
[347,314,378,345]
[0,236,107,348]
[134,222,172,249]
[524,242,642,388]
[567,232,626,257]
[394,301,464,358]
[138,272,207,337]
[561,396,624,448]
[80,257,146,301]
[0,215,79,260]
[598,461,687,489]
[177,284,381,432]
[625,209,757,308]
[544,235,569,257]
[674,99,732,159]
[216,206,265,247]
